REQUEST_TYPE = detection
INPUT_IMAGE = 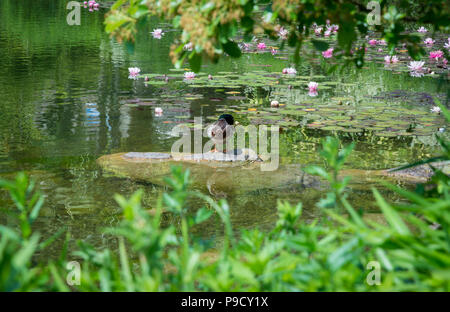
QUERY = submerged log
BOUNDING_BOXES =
[96,151,322,195]
[97,151,449,194]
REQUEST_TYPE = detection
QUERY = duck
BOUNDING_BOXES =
[207,114,235,153]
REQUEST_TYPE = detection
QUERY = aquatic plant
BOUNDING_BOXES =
[184,71,196,80]
[307,82,318,97]
[384,55,399,64]
[407,61,425,77]
[429,50,444,60]
[322,48,334,58]
[128,67,141,79]
[424,38,435,47]
[151,28,164,39]
[282,67,297,75]
[417,26,428,33]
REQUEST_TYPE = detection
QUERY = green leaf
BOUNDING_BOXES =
[222,41,242,58]
[311,39,329,51]
[189,52,202,73]
[372,188,411,236]
[194,207,213,224]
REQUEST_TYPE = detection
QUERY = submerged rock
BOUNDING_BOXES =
[97,152,449,194]
[97,151,322,195]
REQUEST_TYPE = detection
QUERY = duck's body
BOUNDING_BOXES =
[207,114,235,152]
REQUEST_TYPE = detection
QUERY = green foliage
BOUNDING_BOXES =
[104,0,449,70]
[0,132,449,290]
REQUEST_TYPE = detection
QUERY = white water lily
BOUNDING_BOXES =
[407,61,425,72]
[151,28,164,39]
[430,106,441,113]
[184,71,196,80]
[128,67,141,79]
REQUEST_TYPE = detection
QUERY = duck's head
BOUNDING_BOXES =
[218,114,234,126]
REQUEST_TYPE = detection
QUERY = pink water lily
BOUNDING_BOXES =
[417,27,428,33]
[308,82,318,97]
[378,39,387,46]
[324,30,331,37]
[184,71,196,80]
[407,61,425,77]
[424,38,435,47]
[257,42,266,50]
[322,48,334,58]
[271,48,278,56]
[128,67,141,79]
[384,55,399,64]
[151,28,164,39]
[444,38,450,51]
[429,50,444,60]
[314,27,323,36]
[368,39,377,46]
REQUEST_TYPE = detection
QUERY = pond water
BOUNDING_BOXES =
[0,1,448,256]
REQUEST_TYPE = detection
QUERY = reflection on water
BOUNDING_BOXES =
[0,0,447,257]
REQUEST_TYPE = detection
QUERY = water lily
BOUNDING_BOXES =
[282,67,297,75]
[314,27,323,35]
[407,61,425,77]
[128,67,141,79]
[257,42,266,50]
[271,48,278,56]
[430,106,441,113]
[424,38,435,47]
[322,48,334,58]
[155,107,163,116]
[384,55,399,64]
[444,38,450,51]
[151,28,164,39]
[278,27,288,40]
[94,2,99,10]
[184,71,196,80]
[270,100,280,107]
[429,50,444,60]
[378,39,387,46]
[308,82,318,97]
[368,39,377,46]
[324,30,331,37]
[417,26,428,33]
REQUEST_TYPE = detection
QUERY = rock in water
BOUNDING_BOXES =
[97,151,449,195]
[96,151,321,195]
